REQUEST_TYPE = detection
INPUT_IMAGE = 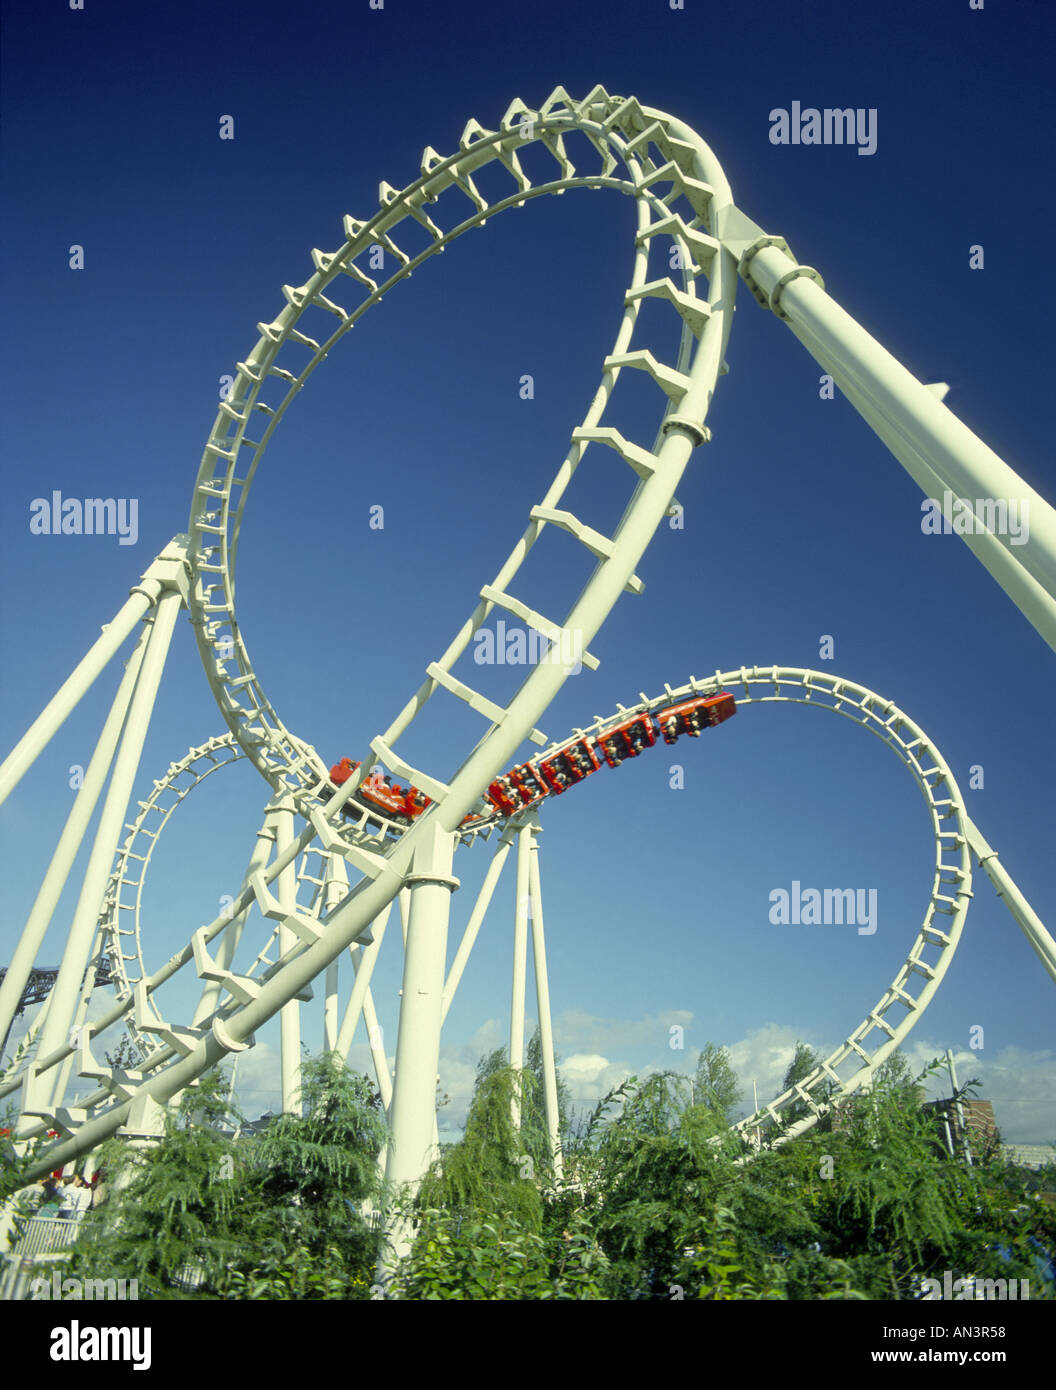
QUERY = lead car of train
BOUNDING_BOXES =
[328,691,736,829]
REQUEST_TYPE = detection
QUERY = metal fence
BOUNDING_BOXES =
[1,1215,80,1300]
[9,1214,80,1257]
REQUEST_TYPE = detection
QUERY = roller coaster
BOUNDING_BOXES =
[1,87,1054,1272]
[329,691,737,828]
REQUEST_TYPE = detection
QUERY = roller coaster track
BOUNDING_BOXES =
[187,83,734,822]
[7,662,979,1164]
[2,86,1053,1191]
[9,86,739,1175]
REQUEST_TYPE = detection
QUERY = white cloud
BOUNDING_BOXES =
[559,1052,631,1102]
[726,1023,821,1109]
[229,1041,282,1119]
[552,1007,694,1056]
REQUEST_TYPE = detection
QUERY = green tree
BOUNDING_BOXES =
[416,1064,543,1230]
[572,1072,746,1298]
[693,1041,742,1123]
[471,1030,571,1178]
[388,1206,608,1300]
[872,1048,914,1091]
[67,1070,249,1298]
[40,1043,1053,1302]
[69,1054,388,1299]
[235,1051,387,1297]
[726,1058,1055,1299]
[394,1042,601,1297]
[782,1041,820,1091]
[773,1041,835,1132]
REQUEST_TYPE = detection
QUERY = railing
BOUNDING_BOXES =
[169,1263,205,1291]
[9,1214,80,1257]
[1,1215,80,1299]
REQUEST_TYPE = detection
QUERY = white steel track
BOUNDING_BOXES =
[187,84,735,827]
[11,662,1025,1167]
[4,86,1052,1185]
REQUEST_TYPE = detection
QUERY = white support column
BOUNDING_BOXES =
[50,959,99,1111]
[966,817,1056,985]
[0,583,161,809]
[192,811,279,1027]
[441,830,514,1024]
[528,827,563,1179]
[274,796,302,1115]
[112,1092,168,1195]
[361,990,392,1110]
[721,215,1056,637]
[510,823,532,1130]
[336,902,392,1060]
[811,349,1056,653]
[322,854,350,1054]
[0,624,151,1056]
[398,887,410,950]
[31,589,183,1114]
[382,818,458,1260]
[323,964,339,1055]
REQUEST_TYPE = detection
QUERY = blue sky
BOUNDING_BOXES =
[1,0,1054,1147]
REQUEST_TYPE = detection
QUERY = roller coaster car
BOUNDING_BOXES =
[657,693,736,743]
[334,693,737,833]
[539,739,602,794]
[510,764,548,805]
[329,757,360,785]
[598,713,657,768]
[486,763,549,815]
[404,787,480,830]
[485,774,521,816]
[358,775,411,822]
[329,758,481,831]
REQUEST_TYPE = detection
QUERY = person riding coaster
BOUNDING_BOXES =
[327,756,361,820]
[331,694,737,830]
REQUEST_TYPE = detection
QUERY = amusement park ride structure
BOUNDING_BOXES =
[1,87,1054,1261]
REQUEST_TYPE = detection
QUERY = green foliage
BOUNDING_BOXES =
[783,1042,820,1091]
[15,1043,1051,1301]
[773,1040,837,1131]
[718,1057,1056,1300]
[0,1102,49,1226]
[471,1030,571,1179]
[67,1071,249,1298]
[540,1055,1054,1301]
[694,1041,743,1123]
[416,1064,543,1231]
[241,1052,387,1295]
[103,1033,145,1071]
[68,1055,387,1299]
[568,1072,746,1298]
[388,1206,607,1299]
